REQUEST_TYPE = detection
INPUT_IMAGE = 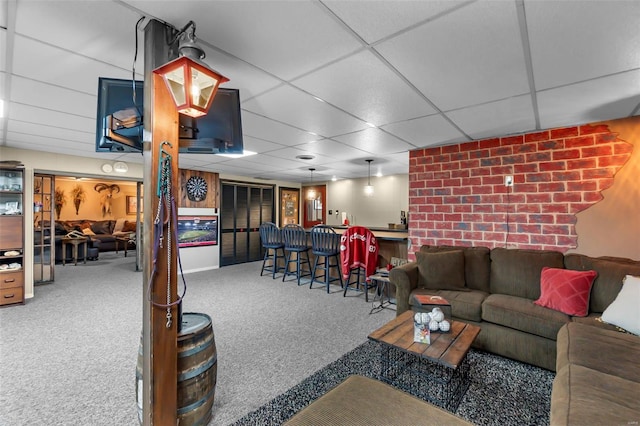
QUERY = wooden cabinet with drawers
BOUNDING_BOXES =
[0,167,25,307]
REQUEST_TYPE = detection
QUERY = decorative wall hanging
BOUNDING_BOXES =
[94,183,121,217]
[71,184,86,215]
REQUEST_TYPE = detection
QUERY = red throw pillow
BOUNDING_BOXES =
[123,221,137,232]
[534,267,597,316]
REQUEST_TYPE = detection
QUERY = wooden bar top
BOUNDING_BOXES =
[305,226,408,241]
[368,310,481,369]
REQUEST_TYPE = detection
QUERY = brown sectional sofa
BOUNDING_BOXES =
[389,245,640,424]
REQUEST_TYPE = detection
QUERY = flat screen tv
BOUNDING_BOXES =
[96,77,244,154]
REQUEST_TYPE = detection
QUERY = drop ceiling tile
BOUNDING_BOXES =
[332,128,415,155]
[261,147,337,167]
[241,135,286,154]
[537,71,640,130]
[13,36,130,96]
[376,0,529,111]
[527,1,640,90]
[11,76,96,121]
[9,103,95,134]
[446,95,536,140]
[241,111,319,146]
[8,120,93,144]
[242,85,369,137]
[295,139,369,160]
[323,0,470,44]
[293,49,435,126]
[381,114,467,148]
[15,1,143,71]
[128,1,362,81]
[0,30,6,73]
[6,131,92,150]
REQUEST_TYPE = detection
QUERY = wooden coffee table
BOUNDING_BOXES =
[368,310,481,410]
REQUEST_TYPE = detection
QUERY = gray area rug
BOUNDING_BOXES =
[232,341,554,426]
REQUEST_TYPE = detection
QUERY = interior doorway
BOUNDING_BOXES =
[302,185,326,228]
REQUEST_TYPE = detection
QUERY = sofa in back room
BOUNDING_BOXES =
[389,245,640,425]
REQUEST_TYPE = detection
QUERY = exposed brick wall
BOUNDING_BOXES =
[408,122,633,259]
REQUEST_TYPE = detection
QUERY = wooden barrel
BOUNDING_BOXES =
[136,312,217,425]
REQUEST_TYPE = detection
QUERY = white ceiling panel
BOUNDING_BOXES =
[8,119,92,144]
[293,49,435,126]
[332,128,415,155]
[323,0,470,44]
[128,0,362,81]
[15,1,143,72]
[242,85,369,137]
[13,36,130,96]
[11,76,96,122]
[262,147,338,167]
[241,135,287,154]
[9,103,95,134]
[526,0,640,90]
[381,114,467,148]
[447,95,536,140]
[376,0,529,111]
[0,29,6,73]
[295,139,369,160]
[241,110,318,146]
[537,70,640,130]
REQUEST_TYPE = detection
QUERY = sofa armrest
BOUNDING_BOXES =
[389,262,419,316]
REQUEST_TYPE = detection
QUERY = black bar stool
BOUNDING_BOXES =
[281,224,312,285]
[259,222,285,278]
[309,225,343,293]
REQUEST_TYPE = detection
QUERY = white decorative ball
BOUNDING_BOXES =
[431,310,445,322]
[432,307,442,313]
[439,320,451,332]
[421,312,431,324]
[414,313,422,324]
[429,320,440,331]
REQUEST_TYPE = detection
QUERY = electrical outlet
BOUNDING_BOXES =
[504,175,514,187]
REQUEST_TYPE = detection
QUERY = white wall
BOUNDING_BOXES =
[323,174,409,228]
[177,207,220,274]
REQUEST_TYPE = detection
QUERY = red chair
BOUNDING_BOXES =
[339,226,379,301]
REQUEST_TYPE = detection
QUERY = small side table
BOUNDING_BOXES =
[61,237,88,266]
[368,272,396,314]
[115,236,133,257]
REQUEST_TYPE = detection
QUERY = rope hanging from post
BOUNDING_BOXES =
[147,141,187,329]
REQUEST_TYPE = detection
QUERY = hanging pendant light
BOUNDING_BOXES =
[306,168,317,200]
[153,21,229,118]
[364,159,374,197]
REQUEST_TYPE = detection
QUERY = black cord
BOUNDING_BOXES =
[132,16,146,115]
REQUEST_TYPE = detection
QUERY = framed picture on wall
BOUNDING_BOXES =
[177,216,218,247]
[279,187,300,227]
[126,196,142,215]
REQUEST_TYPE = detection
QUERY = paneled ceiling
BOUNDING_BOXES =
[1,0,639,183]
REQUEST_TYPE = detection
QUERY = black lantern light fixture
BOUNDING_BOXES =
[364,159,374,197]
[153,21,229,118]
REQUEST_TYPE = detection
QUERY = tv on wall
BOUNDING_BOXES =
[95,78,244,154]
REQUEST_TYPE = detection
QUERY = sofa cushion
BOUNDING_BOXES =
[482,294,570,340]
[564,254,640,313]
[551,364,640,426]
[490,247,565,300]
[123,220,137,232]
[421,245,491,292]
[416,250,467,291]
[601,275,640,335]
[91,220,114,235]
[556,322,640,381]
[534,267,597,317]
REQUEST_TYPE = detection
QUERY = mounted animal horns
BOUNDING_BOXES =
[94,183,121,193]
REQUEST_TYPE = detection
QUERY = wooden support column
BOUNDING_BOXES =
[141,19,179,426]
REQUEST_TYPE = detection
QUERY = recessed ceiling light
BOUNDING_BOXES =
[296,154,315,160]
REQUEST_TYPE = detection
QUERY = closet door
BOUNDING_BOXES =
[220,182,274,266]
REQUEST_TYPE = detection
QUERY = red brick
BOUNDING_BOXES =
[539,161,566,171]
[443,196,461,204]
[443,231,463,239]
[513,143,537,154]
[518,224,542,233]
[579,123,610,135]
[481,157,501,167]
[444,213,463,222]
[491,166,514,175]
[427,213,443,221]
[473,205,493,213]
[509,193,526,203]
[443,178,461,187]
[470,149,491,159]
[525,131,550,142]
[564,136,594,148]
[462,231,484,241]
[553,149,581,160]
[583,192,603,203]
[482,176,503,185]
[442,162,461,171]
[435,205,453,213]
[567,158,597,170]
[464,213,484,222]
[542,225,570,235]
[471,186,494,195]
[424,146,442,156]
[531,235,557,245]
[598,155,629,167]
[614,142,634,154]
[462,195,482,204]
[526,152,552,162]
[526,172,552,183]
[484,232,506,242]
[410,149,424,159]
[502,155,525,165]
[529,214,555,224]
[434,188,451,196]
[556,214,577,225]
[480,194,502,204]
[461,177,482,186]
[425,163,442,172]
[518,183,539,193]
[434,172,451,179]
[583,168,614,179]
[567,181,597,191]
[427,230,444,239]
[557,235,578,247]
[451,169,470,178]
[501,135,524,145]
[452,187,471,196]
[460,160,481,169]
[598,180,615,191]
[491,146,513,157]
[542,204,568,214]
[478,138,501,149]
[526,193,552,203]
[569,203,594,214]
[426,196,443,204]
[514,163,539,173]
[436,222,452,230]
[538,140,564,151]
[582,146,613,157]
[470,168,491,177]
[552,171,581,181]
[550,126,579,138]
[515,203,541,213]
[453,204,472,213]
[460,141,480,152]
[450,152,469,161]
[435,154,451,163]
[594,133,617,144]
[442,144,460,154]
[427,180,443,188]
[508,234,531,243]
[417,205,434,213]
[538,182,565,192]
[553,193,581,202]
